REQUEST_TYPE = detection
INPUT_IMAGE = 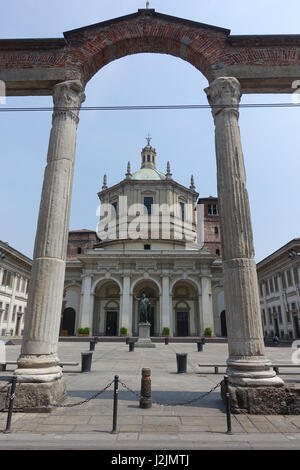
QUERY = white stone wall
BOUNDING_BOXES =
[0,267,29,337]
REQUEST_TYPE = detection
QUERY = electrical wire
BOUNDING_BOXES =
[0,102,299,112]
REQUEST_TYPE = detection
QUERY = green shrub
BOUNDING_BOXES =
[162,327,170,336]
[204,327,212,336]
[120,327,128,335]
[77,327,90,335]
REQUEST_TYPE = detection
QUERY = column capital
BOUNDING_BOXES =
[204,76,241,119]
[53,80,85,123]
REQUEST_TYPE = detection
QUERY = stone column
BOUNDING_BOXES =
[120,275,132,335]
[201,276,214,334]
[15,80,85,394]
[161,275,170,334]
[79,274,93,330]
[205,77,283,387]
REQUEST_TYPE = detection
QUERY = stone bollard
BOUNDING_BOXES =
[197,340,203,352]
[129,340,135,352]
[139,368,152,408]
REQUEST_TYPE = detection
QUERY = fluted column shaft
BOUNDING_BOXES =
[205,77,283,386]
[16,80,85,382]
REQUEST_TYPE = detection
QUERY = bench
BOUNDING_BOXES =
[198,363,300,374]
[0,361,79,371]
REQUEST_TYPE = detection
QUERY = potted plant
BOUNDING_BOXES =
[120,326,128,337]
[204,327,212,337]
[77,327,90,337]
[162,327,170,337]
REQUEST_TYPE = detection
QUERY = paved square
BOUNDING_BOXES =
[0,341,300,449]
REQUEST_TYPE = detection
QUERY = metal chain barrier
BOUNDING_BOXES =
[50,379,114,408]
[119,378,221,407]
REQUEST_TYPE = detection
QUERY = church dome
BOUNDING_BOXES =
[132,167,166,180]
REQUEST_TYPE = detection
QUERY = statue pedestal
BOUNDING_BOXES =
[135,323,156,348]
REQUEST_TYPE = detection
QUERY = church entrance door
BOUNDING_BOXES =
[106,311,117,336]
[177,312,189,336]
[61,307,76,336]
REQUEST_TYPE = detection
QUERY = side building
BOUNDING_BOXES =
[0,241,32,337]
[257,238,300,340]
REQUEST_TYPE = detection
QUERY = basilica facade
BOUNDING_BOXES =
[62,141,225,337]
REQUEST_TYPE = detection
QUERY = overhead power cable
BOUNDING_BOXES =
[0,103,299,112]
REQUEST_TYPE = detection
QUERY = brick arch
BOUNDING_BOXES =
[64,10,230,85]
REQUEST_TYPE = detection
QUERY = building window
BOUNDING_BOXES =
[291,302,297,312]
[144,245,151,250]
[1,329,6,336]
[144,197,153,215]
[216,249,220,256]
[16,276,20,291]
[213,204,218,215]
[268,308,272,324]
[208,204,212,215]
[77,247,82,254]
[269,278,274,293]
[265,281,270,296]
[4,304,9,321]
[10,329,13,336]
[278,305,282,324]
[262,309,266,325]
[179,202,185,221]
[286,307,291,323]
[294,267,299,285]
[147,155,151,162]
[260,282,264,297]
[2,270,12,287]
[274,276,279,292]
[287,269,293,287]
[12,305,17,323]
[214,226,219,234]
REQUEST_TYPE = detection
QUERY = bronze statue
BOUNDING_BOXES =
[135,292,151,323]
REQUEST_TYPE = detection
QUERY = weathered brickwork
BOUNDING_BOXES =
[67,230,99,259]
[198,197,222,257]
[1,9,300,95]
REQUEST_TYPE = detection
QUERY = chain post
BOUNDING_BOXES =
[224,375,233,435]
[111,375,119,434]
[139,368,152,409]
[4,376,17,434]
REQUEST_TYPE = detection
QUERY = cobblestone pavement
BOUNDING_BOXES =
[0,341,300,449]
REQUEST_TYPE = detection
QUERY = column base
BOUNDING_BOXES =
[221,380,300,414]
[226,356,285,387]
[0,377,66,412]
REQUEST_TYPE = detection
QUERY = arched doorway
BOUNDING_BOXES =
[93,280,120,336]
[172,280,199,336]
[133,280,160,336]
[220,310,227,337]
[61,307,76,336]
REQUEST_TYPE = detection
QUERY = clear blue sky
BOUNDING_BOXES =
[0,0,299,262]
